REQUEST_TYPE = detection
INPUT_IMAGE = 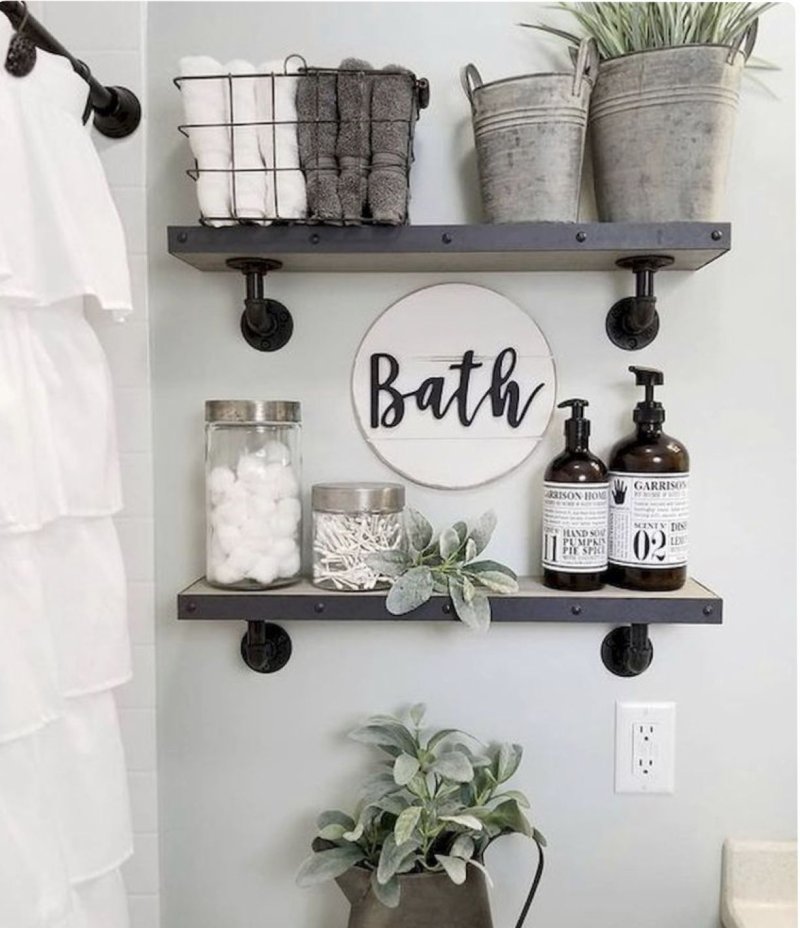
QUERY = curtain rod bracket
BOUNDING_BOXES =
[1,1,141,138]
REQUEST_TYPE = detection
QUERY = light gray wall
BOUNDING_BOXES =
[147,5,796,927]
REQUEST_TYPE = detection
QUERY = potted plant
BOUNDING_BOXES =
[297,705,545,928]
[523,2,775,221]
[367,509,519,631]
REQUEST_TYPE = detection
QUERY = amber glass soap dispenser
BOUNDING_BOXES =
[542,399,609,591]
[607,367,689,591]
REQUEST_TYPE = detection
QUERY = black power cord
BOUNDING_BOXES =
[513,836,545,928]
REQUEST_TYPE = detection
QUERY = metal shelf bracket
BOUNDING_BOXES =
[606,255,675,350]
[601,623,654,677]
[240,621,292,673]
[225,257,293,352]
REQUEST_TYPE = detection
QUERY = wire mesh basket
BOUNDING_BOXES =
[175,55,429,227]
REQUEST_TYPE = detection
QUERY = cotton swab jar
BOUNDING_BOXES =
[311,483,405,591]
[205,400,302,589]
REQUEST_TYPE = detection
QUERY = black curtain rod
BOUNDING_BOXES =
[0,0,141,138]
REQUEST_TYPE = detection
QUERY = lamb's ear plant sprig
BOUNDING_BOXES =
[296,705,544,909]
[366,509,518,631]
[521,2,776,66]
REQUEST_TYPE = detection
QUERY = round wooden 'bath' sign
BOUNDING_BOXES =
[351,283,556,489]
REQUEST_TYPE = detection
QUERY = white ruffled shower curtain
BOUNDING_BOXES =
[1,16,134,928]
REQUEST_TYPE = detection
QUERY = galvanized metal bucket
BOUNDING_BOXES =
[463,39,598,223]
[336,866,494,928]
[589,27,755,221]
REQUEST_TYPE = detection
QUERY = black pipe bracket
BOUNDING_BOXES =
[606,255,675,351]
[225,257,293,352]
[601,624,654,677]
[240,621,292,673]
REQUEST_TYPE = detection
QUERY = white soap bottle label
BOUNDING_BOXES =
[542,482,609,572]
[607,472,689,568]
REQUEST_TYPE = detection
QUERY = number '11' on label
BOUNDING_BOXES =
[542,482,609,572]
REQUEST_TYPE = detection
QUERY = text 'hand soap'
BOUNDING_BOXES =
[542,399,609,591]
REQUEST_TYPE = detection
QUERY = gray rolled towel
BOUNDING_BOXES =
[297,69,342,221]
[336,58,373,224]
[368,65,417,224]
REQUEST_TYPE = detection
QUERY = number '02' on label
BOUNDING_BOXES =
[607,472,689,568]
[542,482,609,572]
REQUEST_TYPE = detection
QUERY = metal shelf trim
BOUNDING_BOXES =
[167,222,730,273]
[178,576,722,625]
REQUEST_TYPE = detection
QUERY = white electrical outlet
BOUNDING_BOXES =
[615,702,676,794]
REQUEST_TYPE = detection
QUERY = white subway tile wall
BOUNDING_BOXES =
[39,3,158,925]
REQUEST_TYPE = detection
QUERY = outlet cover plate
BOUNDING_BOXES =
[615,701,676,794]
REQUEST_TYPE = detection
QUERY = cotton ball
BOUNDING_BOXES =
[271,511,298,538]
[239,515,275,546]
[248,554,279,586]
[275,466,299,500]
[263,462,286,485]
[208,534,227,565]
[227,545,260,575]
[213,523,241,554]
[249,494,276,518]
[236,453,268,483]
[269,537,297,560]
[213,499,248,528]
[276,496,302,526]
[212,559,246,585]
[224,480,248,505]
[264,441,291,465]
[277,550,301,579]
[208,466,235,503]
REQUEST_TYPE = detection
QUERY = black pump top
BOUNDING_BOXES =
[558,398,590,450]
[629,365,665,426]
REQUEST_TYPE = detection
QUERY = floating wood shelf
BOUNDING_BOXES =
[178,576,722,625]
[178,577,721,676]
[167,222,730,274]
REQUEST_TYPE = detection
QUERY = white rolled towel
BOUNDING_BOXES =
[256,59,307,221]
[225,59,266,221]
[178,56,235,226]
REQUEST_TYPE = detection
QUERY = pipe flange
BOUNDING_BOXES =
[601,625,653,677]
[240,300,293,352]
[606,298,660,351]
[240,622,292,673]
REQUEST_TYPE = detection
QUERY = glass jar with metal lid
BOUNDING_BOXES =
[312,483,405,591]
[205,400,302,589]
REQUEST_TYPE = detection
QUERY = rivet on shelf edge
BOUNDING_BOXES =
[571,604,582,616]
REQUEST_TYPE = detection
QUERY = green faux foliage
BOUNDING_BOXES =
[366,509,518,631]
[522,2,775,62]
[296,706,545,909]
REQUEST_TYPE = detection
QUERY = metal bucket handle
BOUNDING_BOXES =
[571,37,599,96]
[460,63,483,105]
[727,18,758,64]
